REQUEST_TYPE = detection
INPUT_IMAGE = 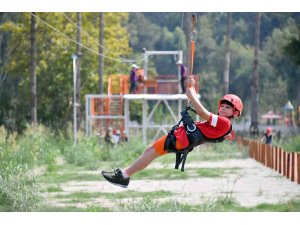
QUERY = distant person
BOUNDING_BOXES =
[261,127,272,145]
[136,69,144,84]
[112,129,121,145]
[105,128,114,147]
[130,64,139,94]
[176,60,187,93]
[121,131,128,143]
[96,128,105,144]
[136,68,145,93]
[276,130,281,141]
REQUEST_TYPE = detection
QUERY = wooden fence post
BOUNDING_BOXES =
[277,147,280,171]
[261,143,264,165]
[290,152,295,182]
[257,141,261,162]
[273,146,277,170]
[267,144,271,168]
[296,153,300,184]
[282,150,285,176]
[270,145,274,169]
[284,152,289,178]
[264,144,268,166]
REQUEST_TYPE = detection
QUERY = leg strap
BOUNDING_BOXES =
[164,133,193,172]
[175,147,193,172]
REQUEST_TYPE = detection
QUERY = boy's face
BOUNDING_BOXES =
[219,102,234,118]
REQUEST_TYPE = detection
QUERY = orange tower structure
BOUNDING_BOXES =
[91,75,129,135]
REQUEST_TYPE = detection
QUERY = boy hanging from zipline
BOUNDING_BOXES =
[101,76,243,188]
[101,13,243,188]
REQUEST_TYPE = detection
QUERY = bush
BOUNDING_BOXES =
[0,125,63,211]
[0,166,41,211]
[282,135,300,153]
[62,136,105,169]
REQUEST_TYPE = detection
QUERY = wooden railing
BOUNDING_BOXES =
[236,137,300,184]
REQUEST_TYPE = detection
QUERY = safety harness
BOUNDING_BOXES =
[164,106,232,172]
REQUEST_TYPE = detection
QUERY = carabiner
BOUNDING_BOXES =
[186,123,196,133]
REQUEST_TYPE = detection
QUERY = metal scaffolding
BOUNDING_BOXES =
[85,94,200,145]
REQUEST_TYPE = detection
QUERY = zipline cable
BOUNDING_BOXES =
[62,12,145,63]
[29,12,144,64]
[189,13,197,87]
[187,13,197,107]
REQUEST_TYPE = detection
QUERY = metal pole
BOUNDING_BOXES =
[72,54,78,145]
[85,95,89,136]
[142,98,147,145]
[124,98,129,140]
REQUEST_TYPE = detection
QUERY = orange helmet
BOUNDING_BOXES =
[218,94,243,117]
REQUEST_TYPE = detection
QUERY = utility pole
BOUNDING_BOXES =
[72,54,78,144]
[30,12,37,124]
[98,12,104,94]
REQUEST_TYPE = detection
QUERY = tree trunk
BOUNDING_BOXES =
[98,12,104,94]
[250,13,261,136]
[222,12,232,95]
[76,12,82,131]
[30,12,37,124]
[0,31,3,65]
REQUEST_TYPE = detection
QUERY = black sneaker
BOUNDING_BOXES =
[101,168,130,188]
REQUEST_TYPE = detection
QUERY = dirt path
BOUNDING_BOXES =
[44,158,300,209]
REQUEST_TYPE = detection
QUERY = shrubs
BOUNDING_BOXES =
[0,125,62,211]
[0,166,41,211]
[62,137,102,169]
[282,135,300,153]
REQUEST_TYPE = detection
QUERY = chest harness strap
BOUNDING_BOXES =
[164,106,232,172]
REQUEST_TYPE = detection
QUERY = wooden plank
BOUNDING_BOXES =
[284,152,289,178]
[290,152,295,182]
[268,145,272,168]
[297,153,300,184]
[258,142,261,162]
[271,146,274,169]
[282,151,286,176]
[264,144,268,166]
[278,148,282,174]
[274,147,278,171]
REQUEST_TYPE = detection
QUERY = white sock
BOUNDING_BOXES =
[121,169,129,178]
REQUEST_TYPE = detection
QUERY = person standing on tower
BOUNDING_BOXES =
[176,60,187,93]
[129,64,139,94]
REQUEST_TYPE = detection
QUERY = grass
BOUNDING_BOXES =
[55,200,300,212]
[116,195,300,212]
[117,195,241,212]
[0,168,41,211]
[131,167,241,180]
[39,205,110,212]
[1,125,300,212]
[45,186,64,192]
[280,135,300,153]
[54,190,173,202]
[38,172,100,184]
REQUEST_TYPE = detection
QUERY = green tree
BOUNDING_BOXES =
[283,26,300,108]
[250,12,261,134]
[263,18,300,112]
[0,12,131,134]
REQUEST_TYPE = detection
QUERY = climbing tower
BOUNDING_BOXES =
[89,75,129,136]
